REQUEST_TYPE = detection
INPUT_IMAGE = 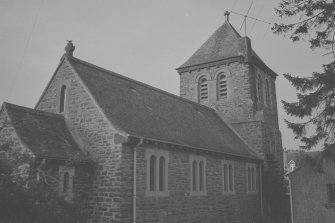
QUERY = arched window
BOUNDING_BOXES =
[59,85,67,113]
[149,155,156,191]
[228,164,233,191]
[198,77,208,101]
[265,79,270,106]
[199,161,204,191]
[192,160,198,191]
[63,172,70,193]
[223,164,228,191]
[222,160,234,194]
[257,75,263,104]
[217,73,227,98]
[159,156,165,191]
[247,167,251,191]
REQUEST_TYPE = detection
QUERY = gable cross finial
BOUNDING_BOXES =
[224,11,230,22]
[65,40,75,57]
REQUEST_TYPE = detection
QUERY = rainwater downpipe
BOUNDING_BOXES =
[288,177,294,223]
[133,138,143,223]
[259,164,264,218]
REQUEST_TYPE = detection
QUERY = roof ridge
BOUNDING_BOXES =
[3,102,64,119]
[66,56,217,113]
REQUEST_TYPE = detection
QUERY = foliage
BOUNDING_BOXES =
[272,0,335,151]
[0,157,88,223]
[0,119,88,223]
[272,0,335,52]
[282,62,335,150]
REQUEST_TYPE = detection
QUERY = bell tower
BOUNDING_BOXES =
[176,18,283,171]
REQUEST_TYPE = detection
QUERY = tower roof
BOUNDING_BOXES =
[177,21,273,74]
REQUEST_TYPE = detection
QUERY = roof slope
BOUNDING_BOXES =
[178,21,264,69]
[67,56,259,160]
[3,103,90,162]
[286,150,321,165]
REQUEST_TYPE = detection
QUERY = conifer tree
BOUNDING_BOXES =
[272,0,335,151]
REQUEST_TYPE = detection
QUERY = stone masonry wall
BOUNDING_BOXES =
[179,61,283,169]
[180,62,255,123]
[121,142,262,223]
[290,159,335,223]
[36,59,124,222]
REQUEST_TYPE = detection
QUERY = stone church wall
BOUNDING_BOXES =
[36,60,125,222]
[121,143,262,223]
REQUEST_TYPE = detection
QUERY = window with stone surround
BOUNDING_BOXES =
[190,155,206,196]
[327,184,335,204]
[146,149,169,196]
[222,160,234,194]
[246,163,257,194]
[256,74,263,105]
[198,76,208,101]
[59,85,67,113]
[59,166,75,198]
[265,79,271,107]
[217,73,227,98]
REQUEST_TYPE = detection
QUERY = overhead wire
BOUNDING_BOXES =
[263,12,276,37]
[239,0,254,33]
[7,0,44,101]
[250,4,264,33]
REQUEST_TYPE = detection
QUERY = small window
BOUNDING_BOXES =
[265,79,271,106]
[246,163,257,194]
[257,75,263,105]
[327,184,335,204]
[59,85,67,113]
[198,77,208,101]
[217,73,227,98]
[146,149,169,196]
[222,160,234,194]
[63,172,70,193]
[190,155,206,195]
[159,156,165,191]
[192,160,198,191]
[199,161,204,192]
[59,166,74,198]
[149,155,156,191]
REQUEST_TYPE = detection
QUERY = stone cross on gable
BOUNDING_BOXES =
[65,40,75,57]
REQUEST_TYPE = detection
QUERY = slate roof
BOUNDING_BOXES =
[2,103,90,162]
[177,21,269,71]
[66,56,260,160]
[286,150,321,165]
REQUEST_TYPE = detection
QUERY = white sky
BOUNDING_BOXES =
[0,0,332,150]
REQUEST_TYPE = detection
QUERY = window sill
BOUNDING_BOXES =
[222,191,235,195]
[145,190,169,197]
[190,190,207,196]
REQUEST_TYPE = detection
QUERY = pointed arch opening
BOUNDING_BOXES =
[59,85,67,113]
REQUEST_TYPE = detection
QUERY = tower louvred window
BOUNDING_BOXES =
[199,77,208,101]
[218,73,227,97]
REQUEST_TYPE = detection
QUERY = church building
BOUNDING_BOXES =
[0,17,283,223]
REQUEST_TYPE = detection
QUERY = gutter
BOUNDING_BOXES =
[133,138,143,223]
